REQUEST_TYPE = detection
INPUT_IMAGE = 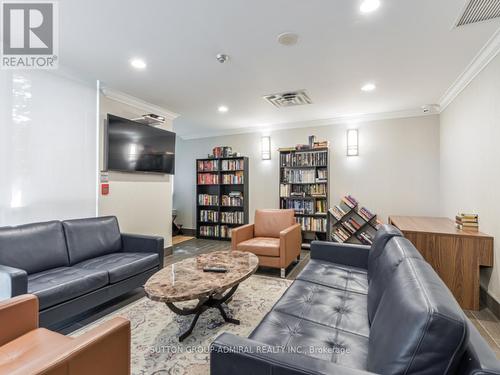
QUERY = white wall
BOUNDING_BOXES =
[174,115,441,230]
[98,93,175,248]
[0,70,97,226]
[440,52,500,303]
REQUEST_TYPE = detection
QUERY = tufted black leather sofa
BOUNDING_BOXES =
[0,216,164,328]
[211,225,500,375]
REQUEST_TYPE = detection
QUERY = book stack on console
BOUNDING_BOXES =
[455,213,479,232]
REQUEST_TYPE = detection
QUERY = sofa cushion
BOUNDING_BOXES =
[273,279,369,337]
[250,310,369,370]
[367,224,403,280]
[236,237,280,257]
[73,252,159,283]
[28,267,109,310]
[367,257,467,375]
[254,209,295,238]
[0,221,69,275]
[63,216,122,264]
[367,236,424,322]
[297,259,368,295]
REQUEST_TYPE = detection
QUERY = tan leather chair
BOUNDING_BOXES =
[232,209,301,278]
[0,295,130,375]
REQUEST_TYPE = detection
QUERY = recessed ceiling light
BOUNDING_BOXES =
[277,32,299,46]
[130,58,147,70]
[218,105,229,113]
[360,0,381,13]
[361,83,376,92]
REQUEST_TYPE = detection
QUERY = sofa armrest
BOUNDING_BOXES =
[280,223,302,267]
[311,241,370,269]
[211,333,376,375]
[231,224,254,249]
[0,264,28,300]
[122,233,165,268]
[0,294,38,347]
[11,317,131,375]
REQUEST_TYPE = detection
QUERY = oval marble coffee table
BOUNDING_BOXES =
[144,250,259,341]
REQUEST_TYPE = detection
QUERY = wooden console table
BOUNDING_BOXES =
[388,216,493,310]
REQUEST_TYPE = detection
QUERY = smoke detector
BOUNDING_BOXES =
[216,53,230,63]
[455,0,500,27]
[277,32,299,46]
[263,90,312,108]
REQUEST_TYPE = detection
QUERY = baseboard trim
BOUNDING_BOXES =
[164,246,173,256]
[180,228,196,236]
[480,286,500,319]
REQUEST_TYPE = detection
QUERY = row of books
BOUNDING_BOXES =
[280,151,328,167]
[342,195,359,209]
[198,194,218,206]
[315,200,327,214]
[199,225,219,237]
[341,216,364,234]
[199,210,218,222]
[220,225,232,239]
[280,183,327,198]
[296,217,327,232]
[221,193,244,207]
[198,173,219,185]
[455,213,479,231]
[222,171,244,184]
[358,231,374,245]
[221,211,244,224]
[280,199,315,215]
[197,160,218,172]
[358,207,375,221]
[221,159,244,171]
[329,205,350,221]
[281,169,316,184]
[332,227,351,243]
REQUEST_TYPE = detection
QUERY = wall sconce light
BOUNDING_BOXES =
[261,136,271,160]
[347,129,359,156]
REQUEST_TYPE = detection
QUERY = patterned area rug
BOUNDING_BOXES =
[72,275,292,375]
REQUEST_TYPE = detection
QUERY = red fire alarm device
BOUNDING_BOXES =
[101,183,109,195]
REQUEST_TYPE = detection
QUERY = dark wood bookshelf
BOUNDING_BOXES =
[279,147,329,249]
[196,156,249,241]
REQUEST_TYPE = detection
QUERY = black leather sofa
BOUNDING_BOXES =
[211,225,500,375]
[0,216,164,328]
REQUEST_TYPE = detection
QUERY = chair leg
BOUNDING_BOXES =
[280,268,286,278]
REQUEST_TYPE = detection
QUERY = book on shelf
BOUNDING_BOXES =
[199,210,219,223]
[329,205,347,221]
[281,198,315,215]
[222,171,244,184]
[198,173,219,184]
[221,159,244,171]
[280,150,328,167]
[220,225,232,239]
[220,211,244,224]
[197,160,218,172]
[199,225,219,237]
[358,207,375,222]
[358,231,374,245]
[198,194,219,206]
[296,216,327,232]
[221,193,243,207]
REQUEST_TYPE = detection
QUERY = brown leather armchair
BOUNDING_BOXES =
[232,209,302,278]
[0,295,130,375]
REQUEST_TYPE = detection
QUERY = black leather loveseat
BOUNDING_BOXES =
[211,225,500,375]
[0,216,164,328]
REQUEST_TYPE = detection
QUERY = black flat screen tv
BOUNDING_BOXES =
[106,114,175,174]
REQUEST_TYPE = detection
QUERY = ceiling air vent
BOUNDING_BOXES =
[263,90,312,108]
[456,0,500,27]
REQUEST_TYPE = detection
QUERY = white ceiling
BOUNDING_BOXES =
[60,0,500,138]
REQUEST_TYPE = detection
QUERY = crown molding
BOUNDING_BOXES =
[100,86,179,120]
[439,27,500,111]
[178,108,436,140]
